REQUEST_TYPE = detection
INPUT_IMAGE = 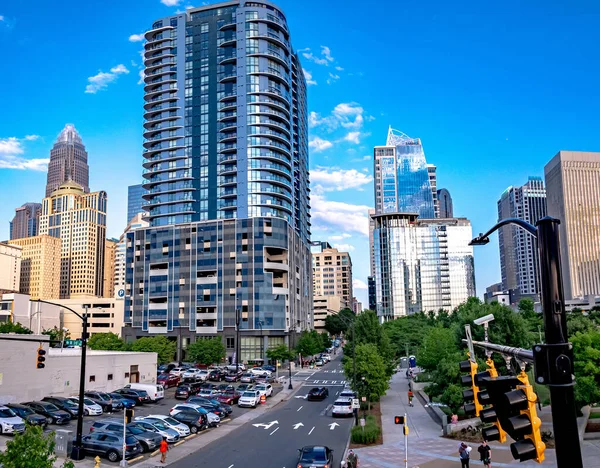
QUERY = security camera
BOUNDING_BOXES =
[473,314,495,326]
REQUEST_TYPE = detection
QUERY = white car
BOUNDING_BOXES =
[169,367,188,377]
[238,391,261,408]
[0,406,25,435]
[67,397,103,416]
[182,369,204,381]
[132,419,180,443]
[321,354,331,362]
[249,367,272,377]
[196,370,210,381]
[339,390,356,400]
[226,364,246,372]
[332,398,354,417]
[254,384,273,398]
[169,404,220,426]
[137,415,190,437]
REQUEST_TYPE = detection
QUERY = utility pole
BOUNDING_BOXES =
[235,308,240,376]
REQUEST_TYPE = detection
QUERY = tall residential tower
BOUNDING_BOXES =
[10,203,42,240]
[45,125,90,197]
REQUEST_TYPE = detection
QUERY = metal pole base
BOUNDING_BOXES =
[70,445,85,461]
[288,381,293,390]
[120,460,129,467]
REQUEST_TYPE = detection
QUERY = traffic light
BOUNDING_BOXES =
[474,359,506,443]
[125,408,134,424]
[394,415,405,424]
[36,346,46,369]
[459,357,483,417]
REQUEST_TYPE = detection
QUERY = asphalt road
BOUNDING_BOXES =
[172,356,353,468]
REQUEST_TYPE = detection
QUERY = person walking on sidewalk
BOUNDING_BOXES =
[407,390,414,407]
[478,440,492,467]
[160,436,169,464]
[458,442,471,468]
[346,449,359,468]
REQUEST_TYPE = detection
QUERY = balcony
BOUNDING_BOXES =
[145,25,174,41]
[218,176,237,187]
[219,21,236,31]
[218,165,237,176]
[219,188,237,198]
[218,71,237,83]
[143,113,181,127]
[218,132,237,143]
[217,143,237,154]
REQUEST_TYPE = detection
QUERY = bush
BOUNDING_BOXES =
[350,415,381,444]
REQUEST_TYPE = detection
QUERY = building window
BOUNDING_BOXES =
[226,337,235,349]
[108,374,113,381]
[89,375,96,382]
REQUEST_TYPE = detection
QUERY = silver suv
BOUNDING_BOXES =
[90,419,162,452]
[0,406,25,435]
[81,432,142,462]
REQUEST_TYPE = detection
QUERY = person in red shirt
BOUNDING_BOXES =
[160,437,169,463]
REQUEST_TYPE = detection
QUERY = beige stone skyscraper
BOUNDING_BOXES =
[39,182,108,298]
[312,247,353,306]
[104,239,117,298]
[0,243,22,293]
[8,235,61,299]
[545,151,600,299]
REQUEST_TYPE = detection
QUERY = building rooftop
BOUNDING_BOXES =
[55,124,83,145]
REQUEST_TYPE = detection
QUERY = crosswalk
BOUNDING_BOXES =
[292,365,348,386]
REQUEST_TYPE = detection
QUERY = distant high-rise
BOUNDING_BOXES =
[312,247,353,305]
[374,127,436,218]
[127,184,145,224]
[497,177,546,299]
[437,188,453,218]
[114,213,149,295]
[545,151,600,299]
[0,243,22,293]
[427,164,439,218]
[46,124,90,197]
[104,239,118,299]
[39,182,107,298]
[10,203,41,240]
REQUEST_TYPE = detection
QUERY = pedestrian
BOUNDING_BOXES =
[160,436,169,463]
[458,442,471,468]
[346,449,359,468]
[477,440,492,468]
[408,390,414,407]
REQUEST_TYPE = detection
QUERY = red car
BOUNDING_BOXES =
[157,373,180,388]
[215,390,241,405]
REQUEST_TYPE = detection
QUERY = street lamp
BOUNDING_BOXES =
[235,308,241,375]
[469,216,582,468]
[256,319,264,364]
[32,299,89,461]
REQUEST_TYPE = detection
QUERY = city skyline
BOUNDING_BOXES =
[2,0,600,307]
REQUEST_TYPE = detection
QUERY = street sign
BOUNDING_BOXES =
[352,398,360,409]
[361,396,366,402]
[360,418,366,427]
[65,340,82,346]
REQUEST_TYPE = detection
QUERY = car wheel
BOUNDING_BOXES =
[140,441,149,453]
[190,425,198,434]
[107,450,119,462]
[84,409,89,416]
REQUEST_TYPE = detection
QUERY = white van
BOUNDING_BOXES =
[125,383,165,402]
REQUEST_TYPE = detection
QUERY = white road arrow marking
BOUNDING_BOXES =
[252,420,279,430]
[329,422,340,430]
[293,422,304,430]
[295,395,307,399]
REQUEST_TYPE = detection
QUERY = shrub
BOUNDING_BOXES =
[350,415,381,444]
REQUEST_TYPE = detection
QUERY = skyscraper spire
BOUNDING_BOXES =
[45,124,90,197]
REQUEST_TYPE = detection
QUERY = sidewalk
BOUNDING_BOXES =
[351,373,559,468]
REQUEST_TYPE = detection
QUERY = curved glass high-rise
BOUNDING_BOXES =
[46,124,90,197]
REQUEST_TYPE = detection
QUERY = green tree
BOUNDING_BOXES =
[418,327,459,371]
[343,343,389,407]
[266,344,295,362]
[130,336,176,364]
[87,332,126,351]
[41,327,70,347]
[319,331,331,350]
[186,338,226,365]
[324,308,355,336]
[295,330,321,357]
[383,312,432,358]
[571,330,600,409]
[0,425,73,468]
[0,322,32,334]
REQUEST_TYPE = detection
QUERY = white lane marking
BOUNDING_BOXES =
[253,420,278,429]
[293,422,304,429]
[270,427,279,436]
[336,391,339,395]
[297,406,303,412]
[329,422,340,430]
[228,465,234,468]
[309,426,315,435]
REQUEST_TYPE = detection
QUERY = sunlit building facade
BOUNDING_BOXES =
[10,203,42,240]
[46,125,90,198]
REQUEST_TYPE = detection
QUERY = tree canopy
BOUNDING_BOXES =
[295,330,323,357]
[266,344,295,362]
[323,308,355,336]
[186,338,226,365]
[343,343,389,405]
[0,322,33,334]
[130,336,176,364]
[87,332,126,351]
[0,425,74,468]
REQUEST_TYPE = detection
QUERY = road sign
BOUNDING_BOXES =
[360,418,366,427]
[361,396,367,402]
[352,398,360,409]
[65,340,82,346]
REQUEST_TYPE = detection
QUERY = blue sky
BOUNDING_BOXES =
[1,0,600,307]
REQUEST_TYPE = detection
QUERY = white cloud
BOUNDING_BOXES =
[138,69,146,85]
[310,167,373,191]
[0,137,48,171]
[329,234,351,241]
[310,102,368,133]
[24,135,40,141]
[326,72,340,85]
[309,137,333,153]
[311,194,370,236]
[335,66,344,71]
[302,51,328,65]
[301,46,338,67]
[161,0,182,5]
[303,69,317,86]
[343,131,361,144]
[320,45,334,62]
[0,16,4,21]
[85,64,130,94]
[333,243,355,252]
[353,278,368,290]
[129,33,145,42]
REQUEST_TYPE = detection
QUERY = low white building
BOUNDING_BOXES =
[0,334,157,404]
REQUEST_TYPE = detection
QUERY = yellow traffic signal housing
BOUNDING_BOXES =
[459,358,483,417]
[36,347,46,369]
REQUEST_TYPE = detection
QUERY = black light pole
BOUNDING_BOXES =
[337,314,358,424]
[235,308,241,375]
[256,320,264,363]
[469,216,582,468]
[32,299,89,461]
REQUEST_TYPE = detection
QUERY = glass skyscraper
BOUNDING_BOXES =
[127,184,145,224]
[125,1,312,358]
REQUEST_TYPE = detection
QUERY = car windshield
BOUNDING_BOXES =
[137,390,149,396]
[64,399,78,407]
[301,448,327,462]
[96,394,110,401]
[125,436,137,445]
[42,403,59,411]
[154,422,168,430]
[127,426,145,435]
[163,417,180,425]
[17,406,34,416]
[242,392,256,397]
[334,401,351,406]
[0,408,17,418]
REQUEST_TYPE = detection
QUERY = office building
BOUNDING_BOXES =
[7,235,61,300]
[312,247,353,305]
[104,239,118,299]
[368,276,376,311]
[311,241,332,254]
[127,184,145,224]
[0,243,22,293]
[545,151,600,299]
[45,124,90,198]
[372,213,475,320]
[39,182,108,298]
[10,203,42,240]
[313,295,349,331]
[437,188,453,218]
[368,208,376,275]
[352,297,362,314]
[427,164,439,218]
[125,2,311,359]
[374,127,436,218]
[115,213,149,296]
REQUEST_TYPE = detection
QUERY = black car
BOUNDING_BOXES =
[208,370,225,382]
[175,383,201,400]
[157,363,176,374]
[113,388,151,405]
[262,364,276,373]
[41,396,80,417]
[307,387,329,401]
[6,403,48,427]
[22,401,71,425]
[85,392,123,413]
[171,411,208,434]
[224,371,242,382]
[296,446,334,468]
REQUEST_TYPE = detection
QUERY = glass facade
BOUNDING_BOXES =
[127,184,145,224]
[373,213,475,320]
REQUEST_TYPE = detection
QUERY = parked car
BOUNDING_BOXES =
[238,391,261,408]
[0,406,26,434]
[66,397,103,416]
[84,392,123,413]
[186,397,230,417]
[41,396,80,417]
[108,393,136,409]
[175,384,201,400]
[215,384,233,393]
[157,373,180,388]
[5,403,48,428]
[206,398,232,415]
[296,445,334,468]
[112,388,151,405]
[170,410,208,434]
[215,390,241,405]
[169,367,188,377]
[226,363,246,372]
[81,432,141,462]
[131,420,179,443]
[208,370,225,382]
[198,388,220,398]
[90,420,162,453]
[157,363,176,374]
[137,415,190,437]
[249,367,272,377]
[22,401,71,425]
[200,382,216,390]
[240,373,256,384]
[236,384,254,393]
[331,398,353,417]
[262,364,276,373]
[315,359,324,367]
[255,374,275,384]
[184,400,226,419]
[254,384,273,398]
[169,404,220,427]
[125,383,164,402]
[224,371,242,382]
[307,387,329,401]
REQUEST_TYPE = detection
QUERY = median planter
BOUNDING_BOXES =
[349,402,383,447]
